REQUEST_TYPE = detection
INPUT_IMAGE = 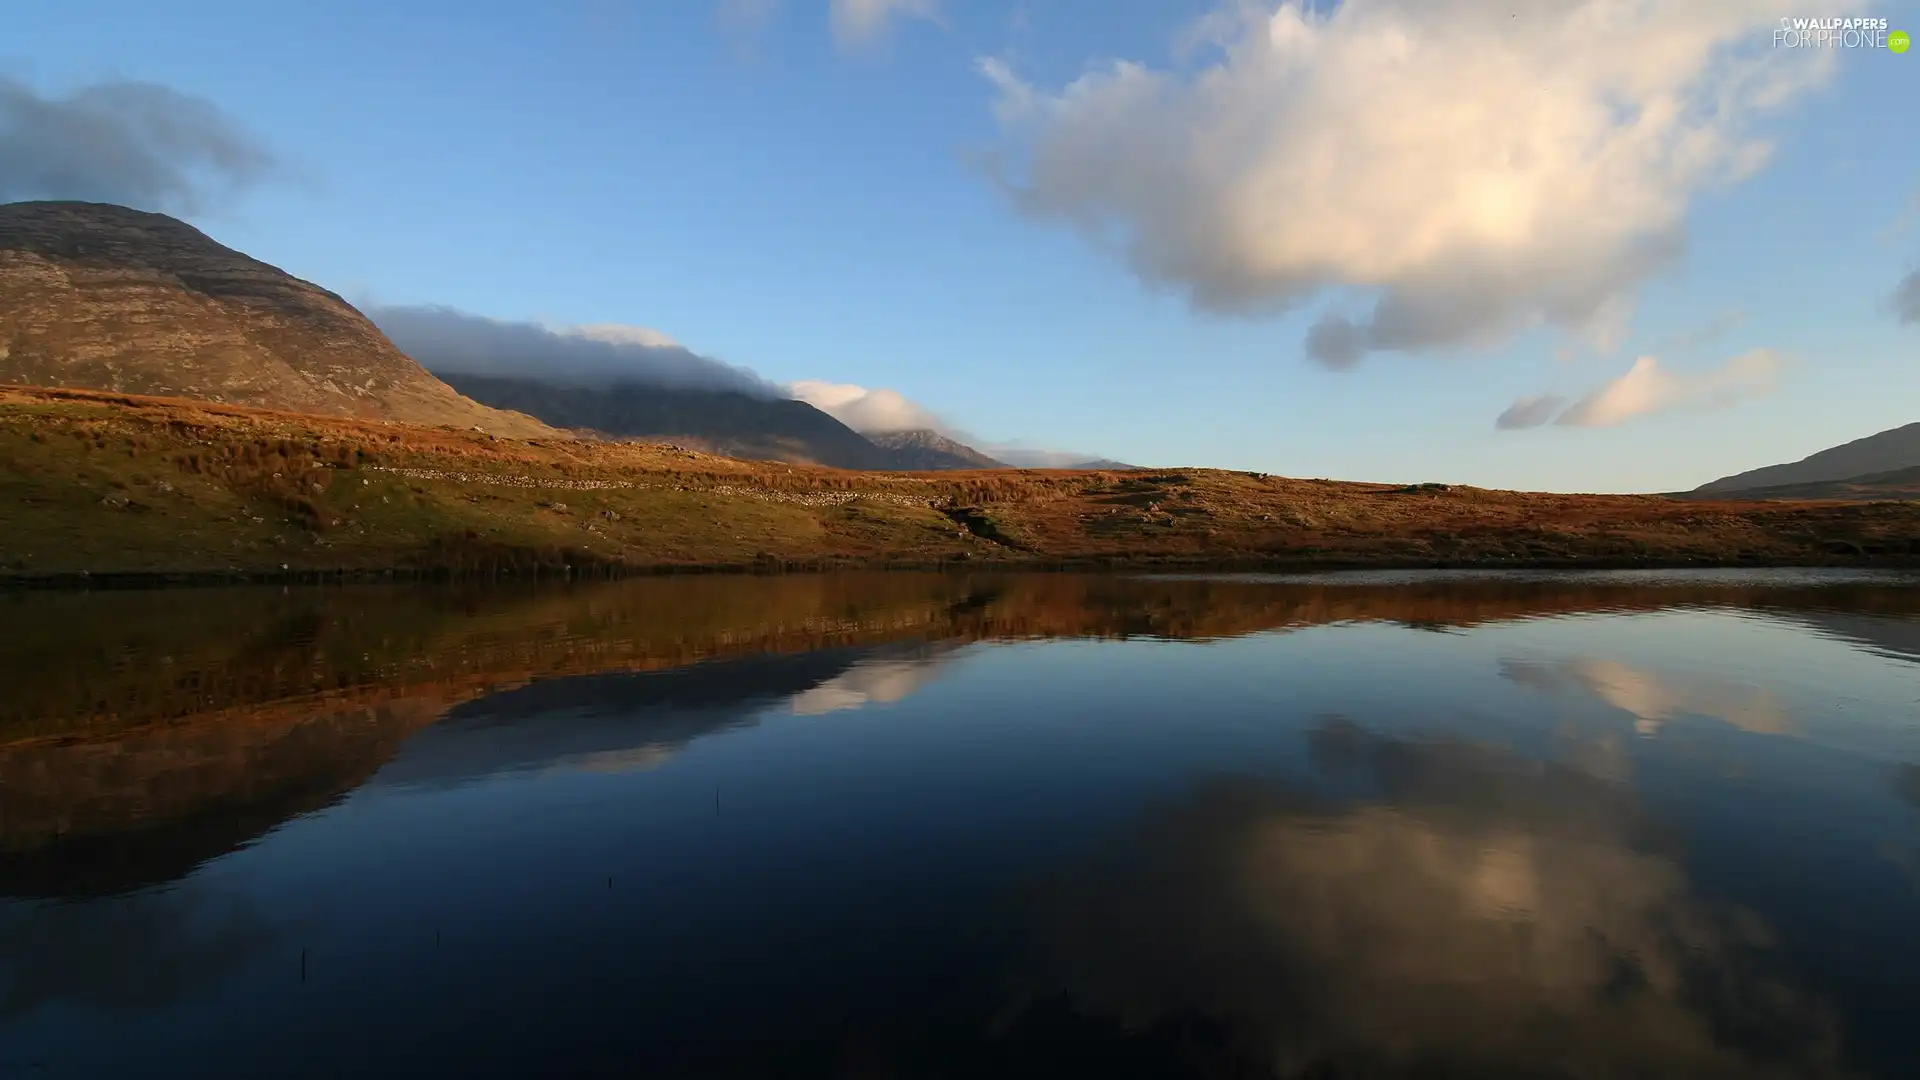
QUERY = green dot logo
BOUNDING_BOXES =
[1892,30,1912,53]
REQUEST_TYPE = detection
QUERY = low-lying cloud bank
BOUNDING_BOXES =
[370,305,778,396]
[786,379,948,433]
[1497,349,1786,430]
[979,1,1833,369]
[788,379,1121,465]
[0,74,276,214]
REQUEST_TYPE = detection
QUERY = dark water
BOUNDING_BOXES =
[4,569,1920,1078]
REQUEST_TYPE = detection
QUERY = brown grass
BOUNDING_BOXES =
[2,383,1917,579]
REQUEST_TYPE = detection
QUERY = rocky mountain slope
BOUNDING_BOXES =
[1695,422,1920,495]
[0,201,552,436]
[865,428,1006,470]
[438,373,896,469]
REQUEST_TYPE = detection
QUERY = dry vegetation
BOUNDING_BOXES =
[3,384,1918,581]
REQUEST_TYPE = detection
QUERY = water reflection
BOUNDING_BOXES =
[1013,719,1843,1078]
[2,570,1918,1077]
[371,645,956,790]
[1500,657,1794,736]
[0,887,276,1020]
[788,644,961,717]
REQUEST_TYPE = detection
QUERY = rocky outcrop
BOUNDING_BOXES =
[866,428,1007,470]
[0,200,553,436]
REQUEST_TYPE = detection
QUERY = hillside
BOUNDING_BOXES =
[1695,421,1920,495]
[1685,465,1920,503]
[3,385,1917,579]
[867,428,1006,470]
[439,373,895,469]
[0,201,553,437]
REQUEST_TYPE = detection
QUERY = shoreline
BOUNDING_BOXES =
[6,552,1918,591]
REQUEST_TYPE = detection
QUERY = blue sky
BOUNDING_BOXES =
[6,0,1918,490]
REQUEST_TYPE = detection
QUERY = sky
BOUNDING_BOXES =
[4,0,1917,491]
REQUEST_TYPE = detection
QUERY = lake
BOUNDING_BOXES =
[3,569,1919,1078]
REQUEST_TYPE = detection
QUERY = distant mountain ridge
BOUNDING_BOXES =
[0,200,552,437]
[438,373,896,469]
[865,428,1006,470]
[1695,422,1920,495]
[1685,465,1920,503]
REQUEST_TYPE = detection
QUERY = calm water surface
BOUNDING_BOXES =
[3,570,1919,1078]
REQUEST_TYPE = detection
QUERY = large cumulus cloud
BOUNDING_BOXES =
[980,1,1843,368]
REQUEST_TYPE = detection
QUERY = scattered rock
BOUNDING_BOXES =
[601,510,621,522]
[100,491,130,510]
[153,480,175,494]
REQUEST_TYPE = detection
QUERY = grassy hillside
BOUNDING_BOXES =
[3,384,1918,580]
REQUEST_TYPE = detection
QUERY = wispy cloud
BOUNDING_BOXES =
[829,0,938,50]
[1494,395,1570,432]
[1665,308,1749,350]
[1496,349,1786,430]
[978,1,1836,369]
[0,74,276,214]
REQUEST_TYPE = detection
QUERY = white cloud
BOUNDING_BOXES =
[979,1,1844,368]
[787,381,1127,465]
[787,379,947,433]
[830,0,938,50]
[1556,349,1784,428]
[1498,348,1786,430]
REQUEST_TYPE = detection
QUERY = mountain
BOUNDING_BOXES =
[1694,422,1920,495]
[1063,458,1141,471]
[437,373,896,469]
[1684,465,1920,502]
[865,428,1006,470]
[0,201,552,436]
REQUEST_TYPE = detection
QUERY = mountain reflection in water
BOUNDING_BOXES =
[1,569,1917,1078]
